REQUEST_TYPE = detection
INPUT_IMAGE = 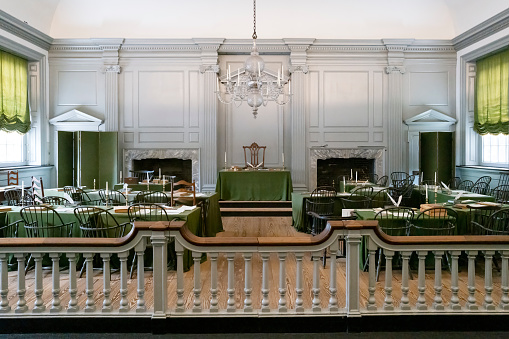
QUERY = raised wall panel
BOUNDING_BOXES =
[323,71,369,127]
[309,71,319,127]
[409,71,448,106]
[229,102,281,167]
[467,75,475,114]
[123,132,134,143]
[189,132,199,143]
[138,71,184,127]
[373,132,383,142]
[123,71,134,128]
[373,71,384,127]
[139,132,184,143]
[57,71,97,106]
[309,132,319,143]
[324,132,369,142]
[189,71,200,128]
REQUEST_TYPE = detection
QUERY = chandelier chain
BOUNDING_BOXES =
[252,0,257,40]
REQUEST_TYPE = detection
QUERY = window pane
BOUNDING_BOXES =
[482,134,509,165]
[0,130,24,164]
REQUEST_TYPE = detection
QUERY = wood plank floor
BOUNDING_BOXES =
[7,216,503,312]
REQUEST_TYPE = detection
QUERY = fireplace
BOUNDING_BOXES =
[123,148,199,189]
[310,147,385,190]
[133,158,192,183]
[317,158,376,186]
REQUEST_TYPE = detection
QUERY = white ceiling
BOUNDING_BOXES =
[1,0,508,40]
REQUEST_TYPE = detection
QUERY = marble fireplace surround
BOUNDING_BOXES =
[123,148,200,189]
[310,147,385,189]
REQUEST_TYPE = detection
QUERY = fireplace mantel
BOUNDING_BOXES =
[309,147,385,189]
[123,148,200,189]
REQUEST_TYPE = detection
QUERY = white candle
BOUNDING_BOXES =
[119,171,122,182]
[159,168,161,179]
[288,79,291,94]
[351,169,353,180]
[21,181,24,204]
[106,181,108,193]
[258,62,261,77]
[425,184,428,200]
[343,176,346,192]
[94,179,96,190]
[163,174,165,184]
[434,172,437,185]
[356,171,358,183]
[225,151,227,164]
[282,152,284,164]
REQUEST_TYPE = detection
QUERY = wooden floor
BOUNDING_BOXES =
[7,216,503,312]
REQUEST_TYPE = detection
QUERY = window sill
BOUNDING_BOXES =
[456,165,509,173]
[0,165,53,171]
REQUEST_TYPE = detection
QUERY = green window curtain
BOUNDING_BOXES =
[0,50,30,134]
[474,49,509,135]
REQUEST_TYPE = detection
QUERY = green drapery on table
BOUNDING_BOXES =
[0,51,30,134]
[1,206,209,271]
[474,49,509,135]
[216,170,293,201]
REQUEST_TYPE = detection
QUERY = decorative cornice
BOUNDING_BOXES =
[199,65,220,73]
[0,9,53,50]
[385,66,406,74]
[102,65,121,74]
[453,7,509,51]
[289,65,309,74]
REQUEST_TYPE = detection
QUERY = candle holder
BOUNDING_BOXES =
[224,161,228,171]
[170,176,176,207]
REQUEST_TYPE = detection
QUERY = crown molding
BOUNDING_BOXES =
[0,9,53,50]
[453,7,509,51]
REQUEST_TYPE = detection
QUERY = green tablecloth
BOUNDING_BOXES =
[291,192,349,233]
[2,205,209,271]
[426,189,495,204]
[216,170,293,201]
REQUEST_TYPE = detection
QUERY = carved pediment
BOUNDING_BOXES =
[404,109,456,125]
[49,109,104,131]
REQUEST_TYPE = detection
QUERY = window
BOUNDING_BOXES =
[0,130,26,166]
[481,133,509,166]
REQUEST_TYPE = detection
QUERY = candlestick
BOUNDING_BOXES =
[93,179,96,190]
[343,176,346,193]
[434,172,437,186]
[119,170,123,183]
[159,168,161,179]
[425,184,428,203]
[282,152,285,169]
[351,169,353,180]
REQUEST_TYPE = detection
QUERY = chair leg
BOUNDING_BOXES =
[79,260,86,278]
[24,254,33,275]
[130,254,136,279]
[376,248,383,282]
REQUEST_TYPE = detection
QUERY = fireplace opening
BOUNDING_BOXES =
[133,158,192,183]
[317,158,376,187]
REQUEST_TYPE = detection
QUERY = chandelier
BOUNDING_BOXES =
[216,0,291,118]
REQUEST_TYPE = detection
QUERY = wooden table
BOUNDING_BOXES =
[216,169,293,201]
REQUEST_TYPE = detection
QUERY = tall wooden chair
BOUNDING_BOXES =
[243,142,266,169]
[7,170,18,185]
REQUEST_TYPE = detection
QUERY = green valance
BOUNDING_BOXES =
[0,50,30,134]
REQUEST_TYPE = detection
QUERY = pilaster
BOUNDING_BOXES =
[92,38,124,132]
[195,39,223,191]
[286,39,314,191]
[383,39,412,175]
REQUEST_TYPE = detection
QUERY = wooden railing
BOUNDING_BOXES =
[1,219,509,320]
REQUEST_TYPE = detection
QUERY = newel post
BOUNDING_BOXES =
[151,223,169,318]
[346,231,362,316]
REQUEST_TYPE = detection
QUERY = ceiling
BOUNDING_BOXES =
[1,0,508,40]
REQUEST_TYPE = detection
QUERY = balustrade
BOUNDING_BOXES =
[0,219,506,322]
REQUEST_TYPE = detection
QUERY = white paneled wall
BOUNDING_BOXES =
[47,38,457,191]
